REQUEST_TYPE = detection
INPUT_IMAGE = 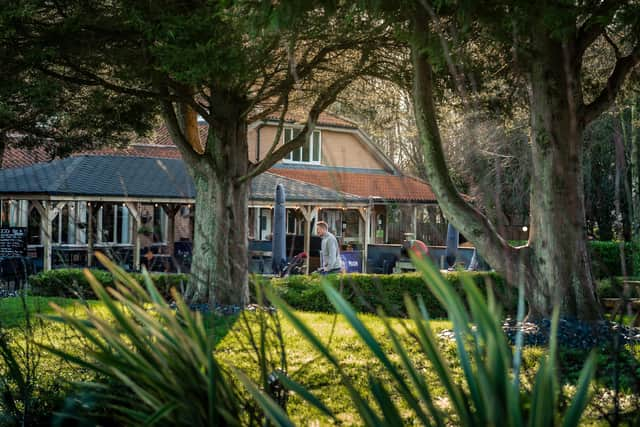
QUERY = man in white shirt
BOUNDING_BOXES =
[316,221,342,274]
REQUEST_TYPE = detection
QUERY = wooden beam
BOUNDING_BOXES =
[301,205,318,274]
[33,201,62,271]
[87,202,94,267]
[32,200,46,218]
[0,194,196,204]
[32,201,51,271]
[412,204,417,236]
[162,204,181,270]
[363,206,371,273]
[125,202,141,271]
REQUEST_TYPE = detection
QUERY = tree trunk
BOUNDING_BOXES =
[410,11,601,321]
[523,32,600,320]
[628,103,640,254]
[184,118,250,308]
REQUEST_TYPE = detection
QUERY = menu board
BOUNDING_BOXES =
[0,227,27,257]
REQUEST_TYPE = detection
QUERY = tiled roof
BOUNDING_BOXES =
[0,156,195,199]
[0,155,366,204]
[1,146,52,169]
[262,111,357,129]
[251,172,365,204]
[269,168,436,202]
[85,145,182,159]
[0,144,181,170]
[0,112,433,203]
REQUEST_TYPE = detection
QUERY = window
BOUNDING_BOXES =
[27,207,40,245]
[48,202,87,245]
[287,209,297,234]
[153,206,167,243]
[342,210,360,239]
[321,209,342,237]
[284,128,321,164]
[99,203,131,244]
[0,200,28,227]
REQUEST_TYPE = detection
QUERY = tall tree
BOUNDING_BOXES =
[2,1,395,306]
[408,0,640,319]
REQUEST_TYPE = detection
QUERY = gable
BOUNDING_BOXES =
[248,123,393,172]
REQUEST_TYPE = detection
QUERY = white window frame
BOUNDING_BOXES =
[286,208,298,234]
[282,128,322,164]
[97,204,132,245]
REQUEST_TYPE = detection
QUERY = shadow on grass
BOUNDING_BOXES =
[207,313,240,348]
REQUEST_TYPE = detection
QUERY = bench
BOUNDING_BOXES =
[601,298,640,311]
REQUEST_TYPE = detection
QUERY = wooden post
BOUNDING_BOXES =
[300,205,318,274]
[33,201,51,271]
[125,202,141,271]
[162,204,181,272]
[161,204,181,257]
[364,206,371,273]
[412,204,418,237]
[87,202,94,267]
[33,201,65,271]
[357,207,368,274]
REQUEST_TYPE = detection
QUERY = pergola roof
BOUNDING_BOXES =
[0,155,367,205]
[0,155,194,199]
[251,169,365,204]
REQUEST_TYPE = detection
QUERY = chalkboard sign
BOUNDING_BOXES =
[0,227,27,257]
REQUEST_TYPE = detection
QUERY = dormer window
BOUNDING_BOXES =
[283,128,321,164]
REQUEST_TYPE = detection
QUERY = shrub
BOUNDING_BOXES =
[28,269,188,301]
[267,271,513,318]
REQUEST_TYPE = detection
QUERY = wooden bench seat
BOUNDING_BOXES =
[601,298,640,310]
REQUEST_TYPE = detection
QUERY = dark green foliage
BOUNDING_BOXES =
[595,277,624,298]
[589,241,640,279]
[29,269,188,301]
[266,271,512,318]
[583,114,622,241]
[513,241,640,279]
[0,4,158,162]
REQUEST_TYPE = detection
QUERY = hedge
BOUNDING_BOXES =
[28,269,189,301]
[27,240,640,318]
[266,271,513,318]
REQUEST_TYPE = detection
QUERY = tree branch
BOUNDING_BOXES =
[177,102,205,155]
[38,65,159,100]
[576,0,624,55]
[582,43,640,125]
[153,78,205,173]
[38,63,211,120]
[256,96,290,164]
[410,8,520,282]
[603,31,621,59]
[238,72,357,183]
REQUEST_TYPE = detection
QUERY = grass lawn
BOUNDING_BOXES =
[1,296,640,425]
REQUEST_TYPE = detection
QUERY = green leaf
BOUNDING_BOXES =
[234,369,295,427]
[561,352,596,427]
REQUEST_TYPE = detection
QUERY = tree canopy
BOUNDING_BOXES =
[1,0,400,305]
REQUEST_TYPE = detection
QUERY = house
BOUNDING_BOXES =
[0,112,443,273]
